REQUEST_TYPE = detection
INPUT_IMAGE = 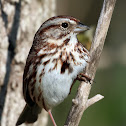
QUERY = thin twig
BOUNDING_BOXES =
[64,0,116,126]
[86,94,104,109]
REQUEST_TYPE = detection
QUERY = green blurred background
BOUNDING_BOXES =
[48,0,126,126]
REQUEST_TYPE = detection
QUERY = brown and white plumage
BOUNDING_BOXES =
[16,15,90,126]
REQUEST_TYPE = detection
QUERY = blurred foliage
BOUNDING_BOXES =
[77,26,95,50]
[77,33,91,50]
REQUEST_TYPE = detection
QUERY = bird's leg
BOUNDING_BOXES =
[48,110,57,126]
[77,73,91,83]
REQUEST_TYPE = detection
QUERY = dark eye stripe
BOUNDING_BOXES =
[39,25,60,35]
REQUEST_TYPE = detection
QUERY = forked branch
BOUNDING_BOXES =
[64,0,116,125]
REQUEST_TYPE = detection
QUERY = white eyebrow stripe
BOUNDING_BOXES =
[41,18,76,30]
[52,18,76,24]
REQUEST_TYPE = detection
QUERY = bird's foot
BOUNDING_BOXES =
[77,73,91,84]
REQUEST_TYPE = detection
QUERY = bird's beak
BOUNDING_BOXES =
[74,22,90,33]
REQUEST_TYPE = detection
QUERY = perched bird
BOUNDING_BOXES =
[16,15,90,126]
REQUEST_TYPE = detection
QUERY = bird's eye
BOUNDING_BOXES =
[61,22,68,28]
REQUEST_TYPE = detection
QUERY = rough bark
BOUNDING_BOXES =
[65,0,116,126]
[0,0,56,126]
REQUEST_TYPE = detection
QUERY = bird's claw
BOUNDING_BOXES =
[77,73,91,84]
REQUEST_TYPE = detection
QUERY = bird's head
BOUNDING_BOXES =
[36,15,89,40]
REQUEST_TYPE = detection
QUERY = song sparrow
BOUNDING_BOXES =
[16,15,90,126]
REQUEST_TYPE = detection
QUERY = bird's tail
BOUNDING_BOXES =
[16,104,41,126]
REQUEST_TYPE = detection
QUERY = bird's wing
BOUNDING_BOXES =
[23,45,38,107]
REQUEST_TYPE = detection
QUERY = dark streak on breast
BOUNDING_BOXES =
[43,59,50,66]
[58,37,70,49]
[52,58,57,63]
[38,92,42,101]
[60,52,62,59]
[77,48,82,54]
[28,71,37,85]
[78,42,89,54]
[39,78,41,83]
[70,52,75,61]
[30,79,36,87]
[52,59,58,70]
[83,47,87,53]
[79,55,83,59]
[37,85,42,101]
[64,38,70,45]
[61,61,70,74]
[42,43,48,48]
[39,69,44,78]
[40,54,47,58]
[66,53,69,60]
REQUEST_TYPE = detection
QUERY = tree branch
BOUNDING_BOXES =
[64,0,116,125]
[86,94,104,109]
